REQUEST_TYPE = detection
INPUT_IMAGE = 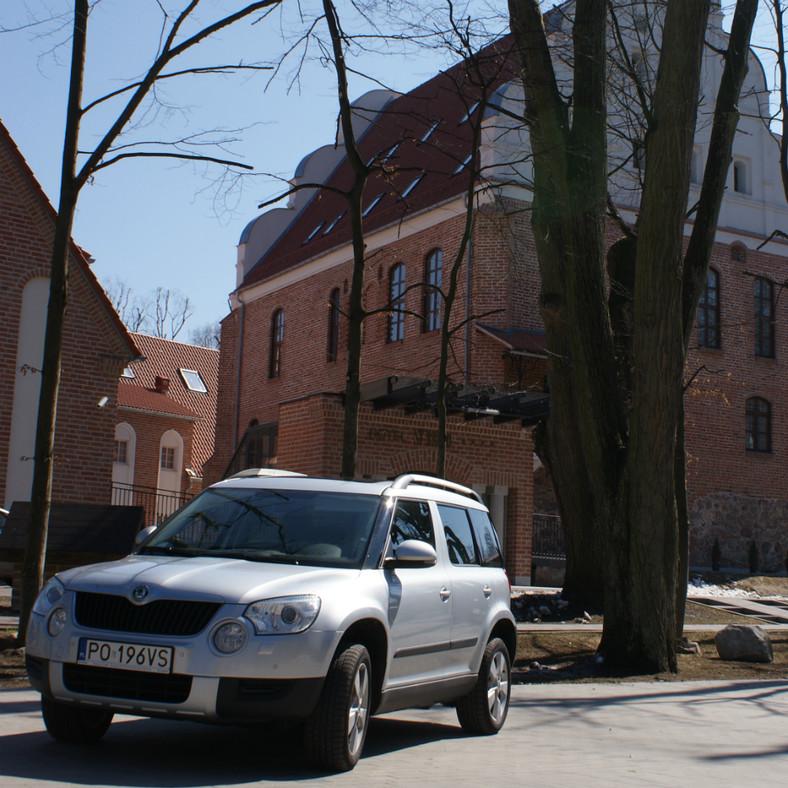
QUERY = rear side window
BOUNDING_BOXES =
[437,505,479,566]
[468,509,503,567]
[389,499,434,547]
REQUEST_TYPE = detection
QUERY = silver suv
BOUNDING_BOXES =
[26,472,516,771]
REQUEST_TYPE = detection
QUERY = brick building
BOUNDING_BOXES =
[0,118,139,511]
[113,333,218,526]
[206,4,788,581]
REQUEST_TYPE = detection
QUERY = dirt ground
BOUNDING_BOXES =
[2,575,787,688]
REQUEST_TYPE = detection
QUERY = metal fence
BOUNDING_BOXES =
[532,513,565,558]
[111,483,193,527]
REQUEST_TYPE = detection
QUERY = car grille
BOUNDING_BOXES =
[63,663,192,704]
[74,592,221,636]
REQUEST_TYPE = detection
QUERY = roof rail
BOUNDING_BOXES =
[389,473,483,504]
[228,468,307,479]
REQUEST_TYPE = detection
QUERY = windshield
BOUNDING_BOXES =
[137,486,381,568]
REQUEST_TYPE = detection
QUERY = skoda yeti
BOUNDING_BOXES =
[26,472,516,771]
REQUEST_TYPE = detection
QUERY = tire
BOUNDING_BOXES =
[456,637,511,735]
[41,696,113,743]
[304,643,371,772]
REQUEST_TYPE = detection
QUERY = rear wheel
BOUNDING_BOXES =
[456,637,511,735]
[41,696,113,742]
[304,643,371,771]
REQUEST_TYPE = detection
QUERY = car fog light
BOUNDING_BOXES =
[213,621,248,654]
[47,607,67,637]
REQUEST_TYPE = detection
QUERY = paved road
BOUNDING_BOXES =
[2,681,787,787]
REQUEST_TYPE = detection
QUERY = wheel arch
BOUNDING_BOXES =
[489,616,517,663]
[337,618,389,713]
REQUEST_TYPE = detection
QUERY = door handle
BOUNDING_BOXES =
[439,586,451,601]
[483,585,492,598]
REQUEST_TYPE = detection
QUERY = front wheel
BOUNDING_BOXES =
[304,643,371,771]
[456,637,511,735]
[41,696,113,742]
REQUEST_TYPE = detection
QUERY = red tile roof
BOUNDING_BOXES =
[122,334,219,476]
[240,35,519,290]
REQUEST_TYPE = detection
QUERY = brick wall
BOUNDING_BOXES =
[1,128,134,509]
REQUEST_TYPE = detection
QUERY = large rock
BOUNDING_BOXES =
[714,623,774,663]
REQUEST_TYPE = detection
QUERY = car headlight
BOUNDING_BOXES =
[244,595,321,635]
[32,577,65,616]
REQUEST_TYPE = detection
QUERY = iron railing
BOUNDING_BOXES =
[532,513,564,558]
[111,483,193,527]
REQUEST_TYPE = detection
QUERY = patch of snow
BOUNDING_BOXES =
[687,579,758,598]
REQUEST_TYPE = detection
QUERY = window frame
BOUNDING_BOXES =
[754,277,775,358]
[746,397,772,453]
[697,268,721,349]
[388,263,406,343]
[269,309,284,378]
[327,288,341,362]
[423,249,442,333]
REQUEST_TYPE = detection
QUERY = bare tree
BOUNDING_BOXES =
[17,0,282,645]
[189,321,222,349]
[507,0,758,672]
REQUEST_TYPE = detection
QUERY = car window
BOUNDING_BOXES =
[139,487,380,568]
[437,505,479,566]
[468,508,503,567]
[388,499,434,547]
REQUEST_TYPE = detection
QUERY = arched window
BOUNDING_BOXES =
[327,288,341,362]
[754,277,774,358]
[269,309,284,377]
[388,263,406,342]
[423,249,442,333]
[733,160,749,194]
[746,397,771,452]
[697,268,720,349]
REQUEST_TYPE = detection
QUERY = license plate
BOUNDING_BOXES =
[78,638,173,674]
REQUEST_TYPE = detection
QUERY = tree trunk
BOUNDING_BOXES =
[18,0,88,645]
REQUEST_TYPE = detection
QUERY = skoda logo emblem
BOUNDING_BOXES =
[132,585,150,603]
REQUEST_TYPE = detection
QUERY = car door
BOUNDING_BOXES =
[437,504,500,675]
[383,498,453,686]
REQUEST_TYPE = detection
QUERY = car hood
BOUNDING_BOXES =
[57,554,361,606]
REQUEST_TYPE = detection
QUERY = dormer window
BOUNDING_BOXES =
[121,366,135,379]
[179,368,207,393]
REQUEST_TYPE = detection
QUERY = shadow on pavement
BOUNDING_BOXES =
[0,709,465,786]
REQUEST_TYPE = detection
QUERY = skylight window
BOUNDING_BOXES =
[179,368,207,393]
[420,120,441,143]
[401,174,424,199]
[453,153,473,175]
[304,222,325,243]
[323,211,346,235]
[121,366,135,379]
[459,102,479,125]
[362,193,385,217]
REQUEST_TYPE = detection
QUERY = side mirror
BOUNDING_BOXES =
[134,525,157,546]
[384,539,437,568]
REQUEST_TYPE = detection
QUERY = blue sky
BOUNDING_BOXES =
[2,1,768,337]
[1,0,515,336]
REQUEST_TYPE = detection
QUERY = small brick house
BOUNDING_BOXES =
[206,6,788,581]
[0,118,140,511]
[112,333,218,526]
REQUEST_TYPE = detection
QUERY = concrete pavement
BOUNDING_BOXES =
[1,681,787,786]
